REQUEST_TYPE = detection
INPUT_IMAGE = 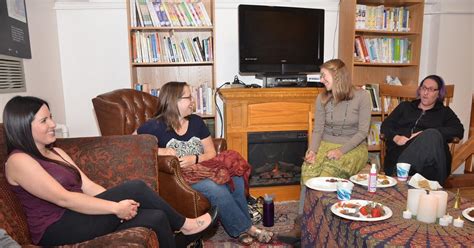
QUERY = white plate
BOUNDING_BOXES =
[349,174,397,188]
[330,200,393,221]
[305,177,352,192]
[462,207,474,222]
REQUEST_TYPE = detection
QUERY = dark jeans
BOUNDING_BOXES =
[40,180,185,247]
[384,129,449,184]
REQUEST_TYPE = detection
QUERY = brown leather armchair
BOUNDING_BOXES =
[92,89,226,217]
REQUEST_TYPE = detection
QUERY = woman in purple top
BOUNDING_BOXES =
[2,96,217,247]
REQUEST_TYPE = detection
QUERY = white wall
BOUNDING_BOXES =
[0,0,65,124]
[23,0,471,138]
[55,1,130,137]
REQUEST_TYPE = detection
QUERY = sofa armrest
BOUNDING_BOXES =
[157,155,210,217]
[65,227,158,248]
[55,134,159,191]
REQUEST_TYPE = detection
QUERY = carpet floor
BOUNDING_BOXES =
[202,201,299,248]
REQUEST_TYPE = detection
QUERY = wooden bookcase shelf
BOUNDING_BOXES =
[339,0,425,163]
[126,0,216,124]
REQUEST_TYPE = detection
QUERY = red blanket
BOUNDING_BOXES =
[180,150,251,191]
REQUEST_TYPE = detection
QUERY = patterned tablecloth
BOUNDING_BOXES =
[302,180,474,247]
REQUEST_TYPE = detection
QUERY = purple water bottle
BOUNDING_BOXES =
[263,194,274,227]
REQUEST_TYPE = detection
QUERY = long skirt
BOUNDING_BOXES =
[301,141,368,184]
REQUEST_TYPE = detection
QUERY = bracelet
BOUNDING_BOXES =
[195,154,199,164]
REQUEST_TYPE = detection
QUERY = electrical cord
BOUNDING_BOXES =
[215,81,231,138]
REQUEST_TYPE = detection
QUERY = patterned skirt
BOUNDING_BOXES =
[301,141,368,184]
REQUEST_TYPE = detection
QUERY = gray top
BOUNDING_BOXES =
[309,88,371,154]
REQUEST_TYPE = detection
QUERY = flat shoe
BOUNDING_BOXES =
[249,228,273,243]
[176,206,219,245]
[238,233,254,245]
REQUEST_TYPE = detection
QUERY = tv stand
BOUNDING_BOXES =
[257,74,307,88]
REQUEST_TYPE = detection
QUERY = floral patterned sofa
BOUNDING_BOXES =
[0,124,160,247]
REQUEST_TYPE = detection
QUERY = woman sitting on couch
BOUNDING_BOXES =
[2,96,217,247]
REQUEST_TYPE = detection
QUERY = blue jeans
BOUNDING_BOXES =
[191,176,252,237]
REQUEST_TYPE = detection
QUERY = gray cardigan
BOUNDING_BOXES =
[309,88,371,154]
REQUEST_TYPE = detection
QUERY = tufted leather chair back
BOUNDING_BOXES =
[92,89,159,136]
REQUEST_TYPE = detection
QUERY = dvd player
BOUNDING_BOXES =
[258,74,307,88]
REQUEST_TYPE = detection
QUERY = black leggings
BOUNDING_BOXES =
[39,180,185,247]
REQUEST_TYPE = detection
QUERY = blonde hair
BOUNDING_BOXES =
[320,59,354,105]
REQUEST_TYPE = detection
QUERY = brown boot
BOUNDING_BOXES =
[277,215,301,244]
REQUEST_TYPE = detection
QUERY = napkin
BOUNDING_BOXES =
[408,173,443,190]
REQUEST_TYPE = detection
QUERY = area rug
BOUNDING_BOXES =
[202,201,299,247]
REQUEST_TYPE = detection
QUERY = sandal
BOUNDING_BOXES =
[238,233,254,245]
[249,228,274,243]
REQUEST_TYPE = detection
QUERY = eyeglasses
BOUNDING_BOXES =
[179,95,193,100]
[420,86,439,93]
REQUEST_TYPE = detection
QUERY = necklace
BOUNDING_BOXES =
[328,100,349,137]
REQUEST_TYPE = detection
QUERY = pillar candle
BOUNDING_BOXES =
[431,191,448,218]
[407,189,425,215]
[416,191,438,223]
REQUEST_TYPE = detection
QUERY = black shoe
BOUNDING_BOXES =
[175,206,219,247]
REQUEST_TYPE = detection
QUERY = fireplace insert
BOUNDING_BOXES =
[248,131,307,187]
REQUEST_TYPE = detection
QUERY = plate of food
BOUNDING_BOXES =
[305,177,352,192]
[349,174,397,188]
[330,200,393,221]
[462,207,474,222]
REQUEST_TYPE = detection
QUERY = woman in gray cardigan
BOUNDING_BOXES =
[279,59,371,245]
[303,58,371,182]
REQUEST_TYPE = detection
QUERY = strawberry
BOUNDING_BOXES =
[359,206,369,216]
[371,206,383,218]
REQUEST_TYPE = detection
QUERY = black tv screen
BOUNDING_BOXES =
[239,5,324,75]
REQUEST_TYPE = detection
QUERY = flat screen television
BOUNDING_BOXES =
[238,5,324,76]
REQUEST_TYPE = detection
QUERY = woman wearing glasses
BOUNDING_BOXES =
[380,75,464,184]
[137,81,273,245]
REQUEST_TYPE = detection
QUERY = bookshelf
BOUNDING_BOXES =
[338,0,425,163]
[126,0,216,129]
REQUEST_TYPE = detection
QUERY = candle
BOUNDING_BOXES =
[431,191,448,218]
[416,191,438,223]
[407,189,425,215]
[403,210,412,219]
[439,217,449,226]
[444,214,453,224]
[453,217,464,228]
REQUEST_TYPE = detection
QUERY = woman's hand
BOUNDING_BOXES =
[114,199,140,221]
[179,155,196,168]
[393,135,410,146]
[326,149,343,160]
[159,148,177,156]
[304,150,316,163]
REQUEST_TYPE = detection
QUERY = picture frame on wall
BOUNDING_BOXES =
[0,0,31,59]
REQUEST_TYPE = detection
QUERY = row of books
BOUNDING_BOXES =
[191,84,214,115]
[133,83,214,115]
[354,36,412,64]
[132,31,213,63]
[131,0,212,27]
[355,4,410,32]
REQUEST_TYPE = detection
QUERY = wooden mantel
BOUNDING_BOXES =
[218,87,322,201]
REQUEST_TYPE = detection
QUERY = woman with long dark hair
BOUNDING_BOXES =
[3,96,217,247]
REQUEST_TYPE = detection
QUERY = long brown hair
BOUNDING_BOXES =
[320,59,354,105]
[153,81,189,130]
